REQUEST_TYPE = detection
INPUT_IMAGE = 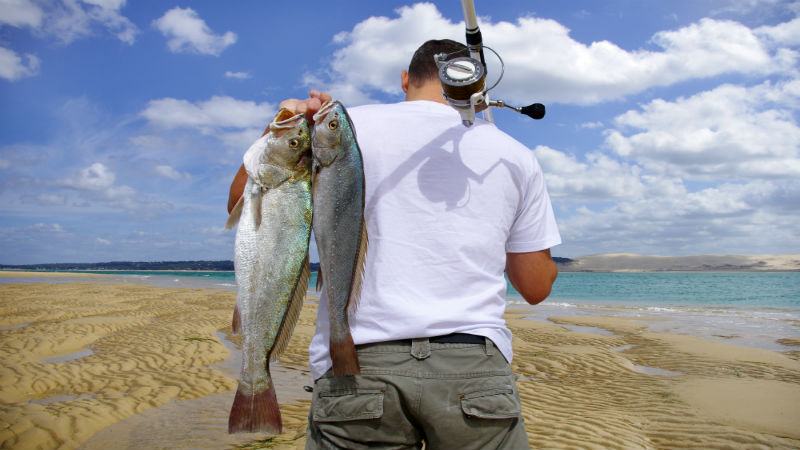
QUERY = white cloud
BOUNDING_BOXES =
[33,0,138,44]
[546,160,800,256]
[141,95,274,130]
[0,47,39,81]
[153,7,236,56]
[756,16,800,46]
[155,164,190,180]
[605,80,800,180]
[311,3,798,106]
[534,146,646,202]
[81,0,138,44]
[0,0,43,28]
[0,0,137,45]
[28,222,66,233]
[225,71,251,79]
[60,162,116,191]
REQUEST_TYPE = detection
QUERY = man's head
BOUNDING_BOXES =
[407,39,468,87]
[402,39,467,102]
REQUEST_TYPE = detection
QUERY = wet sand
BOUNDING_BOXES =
[1,273,799,449]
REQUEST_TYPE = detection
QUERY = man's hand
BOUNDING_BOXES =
[279,90,332,124]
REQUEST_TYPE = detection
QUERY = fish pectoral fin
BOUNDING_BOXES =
[231,302,241,334]
[225,195,246,230]
[250,186,263,229]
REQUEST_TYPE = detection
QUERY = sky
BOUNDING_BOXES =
[1,0,799,264]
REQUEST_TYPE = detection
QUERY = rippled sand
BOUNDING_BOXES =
[1,274,799,449]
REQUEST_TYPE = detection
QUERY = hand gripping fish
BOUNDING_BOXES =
[225,109,313,434]
[311,100,368,376]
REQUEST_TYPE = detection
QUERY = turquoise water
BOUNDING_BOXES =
[17,270,800,309]
[3,269,799,352]
[514,272,800,309]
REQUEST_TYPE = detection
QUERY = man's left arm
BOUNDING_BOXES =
[506,249,558,305]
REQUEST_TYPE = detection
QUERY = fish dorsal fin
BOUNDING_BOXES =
[346,219,368,314]
[270,257,309,361]
[225,194,245,230]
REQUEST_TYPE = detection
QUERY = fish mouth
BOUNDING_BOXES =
[270,109,306,131]
[312,100,338,123]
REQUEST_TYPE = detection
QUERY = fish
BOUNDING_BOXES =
[311,100,368,376]
[225,108,313,434]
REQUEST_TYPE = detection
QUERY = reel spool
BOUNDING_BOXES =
[436,48,545,127]
[439,57,486,105]
[436,53,490,126]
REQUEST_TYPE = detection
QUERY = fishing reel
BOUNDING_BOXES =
[436,48,545,127]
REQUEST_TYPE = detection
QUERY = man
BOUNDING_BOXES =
[228,39,560,449]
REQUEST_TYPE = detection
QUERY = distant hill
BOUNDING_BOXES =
[556,254,800,272]
[7,254,794,274]
[0,261,235,271]
[0,261,321,272]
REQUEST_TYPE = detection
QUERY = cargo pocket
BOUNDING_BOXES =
[313,388,385,423]
[460,386,521,419]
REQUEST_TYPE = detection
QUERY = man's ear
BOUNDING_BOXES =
[401,70,410,94]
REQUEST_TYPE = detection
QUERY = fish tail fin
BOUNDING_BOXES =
[346,219,369,314]
[231,302,241,334]
[228,381,282,434]
[330,334,360,376]
[225,195,245,230]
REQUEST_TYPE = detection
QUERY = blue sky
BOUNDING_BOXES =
[1,0,799,264]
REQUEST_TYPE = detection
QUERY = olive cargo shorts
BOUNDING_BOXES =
[305,337,531,450]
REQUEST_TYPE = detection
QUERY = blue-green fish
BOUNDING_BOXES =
[225,108,312,434]
[311,100,368,376]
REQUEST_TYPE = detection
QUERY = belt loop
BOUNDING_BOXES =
[411,338,431,360]
[484,337,494,356]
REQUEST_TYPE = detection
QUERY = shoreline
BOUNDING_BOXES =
[1,274,799,449]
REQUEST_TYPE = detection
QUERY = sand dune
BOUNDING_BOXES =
[1,275,799,449]
[561,253,800,272]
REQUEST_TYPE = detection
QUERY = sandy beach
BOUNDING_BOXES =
[1,272,799,449]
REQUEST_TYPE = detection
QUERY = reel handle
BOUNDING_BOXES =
[489,100,547,120]
[520,103,546,120]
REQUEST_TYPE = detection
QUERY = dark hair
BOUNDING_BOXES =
[407,39,468,86]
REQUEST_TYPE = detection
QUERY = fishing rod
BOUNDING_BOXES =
[435,0,546,127]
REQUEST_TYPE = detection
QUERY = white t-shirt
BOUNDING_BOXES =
[308,100,561,380]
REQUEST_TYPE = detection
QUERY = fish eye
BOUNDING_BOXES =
[328,120,339,131]
[288,138,300,149]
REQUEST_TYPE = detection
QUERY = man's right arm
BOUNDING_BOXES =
[506,249,558,305]
[227,164,247,214]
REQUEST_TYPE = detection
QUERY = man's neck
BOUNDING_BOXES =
[405,80,449,105]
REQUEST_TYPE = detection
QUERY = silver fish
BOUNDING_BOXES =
[225,109,312,434]
[311,100,368,376]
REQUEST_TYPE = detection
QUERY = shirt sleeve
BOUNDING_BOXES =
[505,152,561,253]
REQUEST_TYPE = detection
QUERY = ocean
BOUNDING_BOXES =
[3,270,798,353]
